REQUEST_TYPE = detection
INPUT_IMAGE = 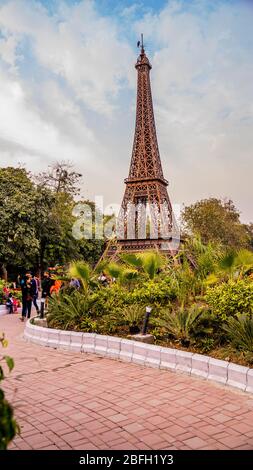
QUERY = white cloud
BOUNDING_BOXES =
[0,68,95,165]
[134,0,253,222]
[0,0,252,223]
[0,0,133,115]
[0,0,134,179]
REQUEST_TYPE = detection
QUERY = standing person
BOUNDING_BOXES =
[26,274,33,319]
[41,272,52,298]
[41,272,54,310]
[31,273,39,315]
[20,273,28,321]
[20,273,32,321]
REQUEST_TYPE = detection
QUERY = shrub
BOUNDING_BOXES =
[192,310,224,349]
[89,279,176,316]
[130,279,177,306]
[89,285,129,317]
[206,280,253,320]
[121,304,144,333]
[223,315,253,352]
[47,291,92,330]
[156,304,207,346]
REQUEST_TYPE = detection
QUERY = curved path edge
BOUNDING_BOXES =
[24,319,253,395]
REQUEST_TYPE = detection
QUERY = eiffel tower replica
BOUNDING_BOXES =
[106,36,179,258]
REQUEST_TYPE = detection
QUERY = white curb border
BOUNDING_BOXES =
[23,319,253,394]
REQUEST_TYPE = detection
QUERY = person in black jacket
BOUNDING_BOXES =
[41,272,54,298]
[31,274,39,314]
[20,273,33,321]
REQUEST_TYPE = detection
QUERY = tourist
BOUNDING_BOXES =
[31,273,39,314]
[26,275,33,319]
[50,278,62,295]
[41,272,55,311]
[41,272,53,299]
[20,273,27,321]
[20,273,33,321]
[6,293,14,314]
[69,278,81,290]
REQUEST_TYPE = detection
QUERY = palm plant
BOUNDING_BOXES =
[69,261,91,291]
[141,251,165,279]
[184,236,221,295]
[94,259,109,274]
[195,243,218,280]
[108,304,144,334]
[106,262,138,287]
[219,250,237,280]
[235,249,253,279]
[223,315,253,352]
[122,304,144,328]
[165,256,198,306]
[106,262,122,280]
[121,251,165,280]
[157,304,206,346]
[207,248,253,283]
[47,290,91,330]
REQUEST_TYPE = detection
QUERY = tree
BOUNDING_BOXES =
[0,165,104,278]
[246,223,253,250]
[182,198,250,249]
[37,161,82,196]
[35,163,104,268]
[0,167,72,276]
[0,167,39,277]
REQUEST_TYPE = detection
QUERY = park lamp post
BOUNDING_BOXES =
[142,306,152,335]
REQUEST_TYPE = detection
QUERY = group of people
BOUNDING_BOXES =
[19,271,56,321]
[4,269,111,320]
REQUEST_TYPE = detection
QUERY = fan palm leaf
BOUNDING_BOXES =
[223,315,253,352]
[69,261,90,290]
[158,304,205,345]
[235,249,253,278]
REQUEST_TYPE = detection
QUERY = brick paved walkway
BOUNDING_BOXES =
[1,314,253,450]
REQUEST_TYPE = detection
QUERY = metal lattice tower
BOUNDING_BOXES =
[110,36,177,256]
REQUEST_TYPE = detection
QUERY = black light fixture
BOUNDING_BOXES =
[142,306,152,335]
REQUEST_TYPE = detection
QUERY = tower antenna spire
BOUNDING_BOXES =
[137,33,145,53]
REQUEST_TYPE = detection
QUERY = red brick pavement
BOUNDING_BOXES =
[1,314,253,450]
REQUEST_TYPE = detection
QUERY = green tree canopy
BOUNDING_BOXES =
[0,164,104,279]
[182,198,250,249]
[0,167,39,275]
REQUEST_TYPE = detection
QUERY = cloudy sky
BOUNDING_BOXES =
[0,0,252,222]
